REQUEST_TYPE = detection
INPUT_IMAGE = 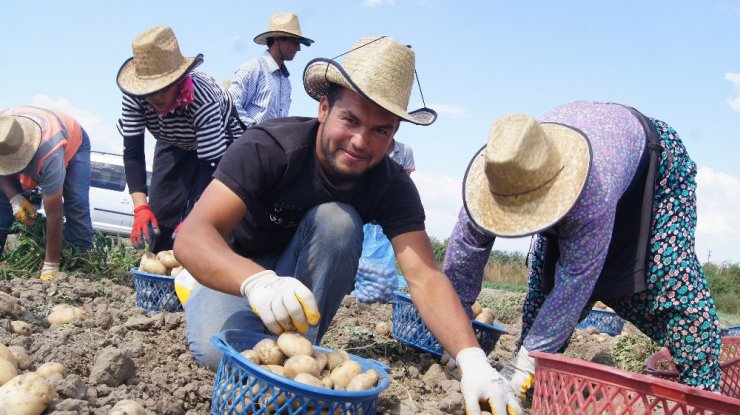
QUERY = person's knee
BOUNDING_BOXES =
[311,202,363,240]
[188,334,223,371]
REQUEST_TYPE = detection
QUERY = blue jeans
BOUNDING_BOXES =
[184,202,364,370]
[0,130,92,251]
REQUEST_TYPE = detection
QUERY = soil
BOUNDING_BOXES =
[0,273,632,415]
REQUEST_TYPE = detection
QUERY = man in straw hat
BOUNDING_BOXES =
[443,101,722,404]
[228,12,313,129]
[117,25,244,252]
[0,106,93,280]
[174,35,522,414]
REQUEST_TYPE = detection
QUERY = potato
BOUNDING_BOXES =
[327,349,349,371]
[11,321,32,336]
[239,349,260,365]
[320,374,333,389]
[346,369,379,391]
[0,358,19,386]
[110,399,146,415]
[0,292,25,316]
[0,345,17,368]
[283,355,320,379]
[170,265,184,277]
[329,360,362,388]
[293,373,325,389]
[474,310,494,325]
[8,346,30,370]
[35,362,65,379]
[253,339,285,366]
[471,301,483,317]
[47,305,85,325]
[277,332,313,357]
[139,253,167,275]
[156,250,181,269]
[260,364,285,377]
[0,372,55,415]
[374,321,390,336]
[313,350,328,372]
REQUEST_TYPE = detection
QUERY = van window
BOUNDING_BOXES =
[90,161,126,191]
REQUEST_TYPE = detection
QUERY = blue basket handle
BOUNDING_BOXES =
[210,333,232,354]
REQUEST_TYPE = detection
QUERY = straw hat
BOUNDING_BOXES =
[254,12,314,47]
[0,115,42,175]
[303,36,437,126]
[117,26,203,97]
[463,113,592,237]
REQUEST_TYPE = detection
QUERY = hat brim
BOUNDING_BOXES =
[463,123,592,237]
[116,54,204,97]
[303,58,437,126]
[254,31,314,46]
[0,116,42,175]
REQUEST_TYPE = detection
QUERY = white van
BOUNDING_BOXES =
[89,151,151,237]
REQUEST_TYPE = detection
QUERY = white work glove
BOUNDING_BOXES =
[10,194,37,226]
[500,346,536,404]
[457,347,523,415]
[240,270,320,334]
[40,261,60,281]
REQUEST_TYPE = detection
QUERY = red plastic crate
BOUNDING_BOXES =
[531,351,740,415]
[645,336,740,399]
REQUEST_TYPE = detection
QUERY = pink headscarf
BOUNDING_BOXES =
[153,75,195,115]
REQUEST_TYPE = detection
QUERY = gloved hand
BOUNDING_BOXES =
[10,194,37,226]
[457,347,523,415]
[131,204,160,249]
[240,270,320,334]
[500,346,536,404]
[39,261,60,281]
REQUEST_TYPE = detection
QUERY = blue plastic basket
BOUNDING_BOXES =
[721,326,740,337]
[210,329,390,415]
[392,291,508,357]
[131,267,182,312]
[575,309,624,335]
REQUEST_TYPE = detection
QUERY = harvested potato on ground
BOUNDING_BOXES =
[277,332,313,357]
[156,250,181,269]
[330,360,362,389]
[35,362,65,380]
[110,399,146,415]
[374,321,390,336]
[293,373,325,389]
[11,321,32,336]
[283,355,320,379]
[0,345,17,368]
[46,305,85,325]
[8,346,30,371]
[327,349,349,371]
[0,358,19,386]
[346,369,379,391]
[139,252,167,275]
[471,301,483,317]
[240,349,260,365]
[0,292,25,316]
[254,339,285,366]
[0,372,55,415]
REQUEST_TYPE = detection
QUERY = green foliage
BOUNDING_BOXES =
[611,333,662,373]
[704,262,740,315]
[429,236,448,264]
[0,217,139,282]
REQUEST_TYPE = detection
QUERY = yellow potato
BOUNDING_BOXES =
[283,355,320,379]
[277,332,313,357]
[346,369,379,391]
[474,310,494,325]
[471,301,483,317]
[239,349,260,365]
[254,339,285,366]
[329,360,362,388]
[313,350,328,372]
[293,373,325,389]
[327,349,349,371]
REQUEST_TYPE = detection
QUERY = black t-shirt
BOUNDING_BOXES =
[214,117,426,257]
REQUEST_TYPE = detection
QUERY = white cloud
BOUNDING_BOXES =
[29,95,123,155]
[362,0,395,7]
[725,72,740,112]
[695,166,740,263]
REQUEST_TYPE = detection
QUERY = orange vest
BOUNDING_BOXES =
[2,106,82,190]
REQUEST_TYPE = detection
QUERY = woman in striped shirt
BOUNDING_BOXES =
[116,26,244,252]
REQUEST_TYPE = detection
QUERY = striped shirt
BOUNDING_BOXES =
[228,51,291,128]
[117,71,243,161]
[388,140,415,172]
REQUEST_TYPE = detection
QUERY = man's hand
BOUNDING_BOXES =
[500,346,536,404]
[240,270,320,334]
[10,194,37,226]
[131,204,159,249]
[39,261,60,281]
[456,347,523,415]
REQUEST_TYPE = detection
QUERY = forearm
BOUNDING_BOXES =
[130,192,148,209]
[44,211,63,263]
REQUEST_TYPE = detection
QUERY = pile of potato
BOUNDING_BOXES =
[0,343,61,415]
[241,332,380,393]
[138,250,183,277]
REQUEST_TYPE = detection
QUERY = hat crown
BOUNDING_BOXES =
[131,26,186,78]
[0,116,26,155]
[267,12,303,34]
[485,114,562,196]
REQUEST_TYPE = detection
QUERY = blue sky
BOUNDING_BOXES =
[2,1,739,263]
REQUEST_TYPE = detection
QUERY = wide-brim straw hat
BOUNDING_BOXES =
[117,26,203,97]
[463,113,592,237]
[303,36,437,126]
[0,115,42,175]
[254,12,314,47]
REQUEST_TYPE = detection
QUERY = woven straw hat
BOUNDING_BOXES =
[0,115,42,175]
[117,26,203,97]
[463,113,592,237]
[254,12,314,47]
[303,36,437,126]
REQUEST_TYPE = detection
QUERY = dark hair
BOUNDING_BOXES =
[266,37,275,47]
[326,83,345,108]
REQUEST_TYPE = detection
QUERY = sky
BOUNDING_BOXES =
[2,1,739,263]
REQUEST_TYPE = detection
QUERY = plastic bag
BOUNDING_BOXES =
[352,223,398,303]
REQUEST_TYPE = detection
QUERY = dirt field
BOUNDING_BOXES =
[0,273,633,414]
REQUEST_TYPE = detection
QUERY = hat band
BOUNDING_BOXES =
[490,165,564,197]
